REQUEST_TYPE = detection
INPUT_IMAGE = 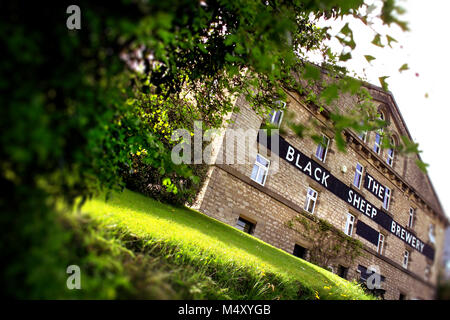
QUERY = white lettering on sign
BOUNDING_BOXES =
[272,133,432,259]
[390,221,425,252]
[304,161,312,176]
[365,173,387,201]
[286,146,295,162]
[285,147,329,188]
[295,154,302,169]
[314,167,321,182]
[321,173,329,187]
[347,190,377,218]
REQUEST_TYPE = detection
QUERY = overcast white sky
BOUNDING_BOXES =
[311,0,450,218]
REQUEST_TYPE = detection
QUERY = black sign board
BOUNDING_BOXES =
[257,132,435,260]
[356,220,379,246]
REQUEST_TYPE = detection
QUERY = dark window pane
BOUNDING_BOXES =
[338,265,348,279]
[293,244,307,259]
[236,217,255,234]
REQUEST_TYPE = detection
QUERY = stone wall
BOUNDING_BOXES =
[194,88,446,300]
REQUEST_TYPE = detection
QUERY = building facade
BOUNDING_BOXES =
[192,80,448,300]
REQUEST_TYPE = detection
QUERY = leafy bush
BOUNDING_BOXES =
[1,0,411,297]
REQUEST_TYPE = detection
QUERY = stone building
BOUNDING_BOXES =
[192,78,448,300]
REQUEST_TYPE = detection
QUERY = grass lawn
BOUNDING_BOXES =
[80,189,373,300]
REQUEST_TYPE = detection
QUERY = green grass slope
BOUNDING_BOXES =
[80,189,373,300]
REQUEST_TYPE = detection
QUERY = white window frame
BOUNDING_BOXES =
[250,154,270,186]
[425,264,431,280]
[383,186,391,211]
[373,112,384,154]
[358,128,367,142]
[268,110,284,128]
[275,100,287,109]
[429,224,436,244]
[373,131,382,154]
[408,208,415,228]
[386,146,395,166]
[267,100,286,128]
[344,213,355,236]
[403,250,409,269]
[315,135,330,162]
[304,187,318,214]
[377,233,385,254]
[358,120,368,142]
[353,163,364,189]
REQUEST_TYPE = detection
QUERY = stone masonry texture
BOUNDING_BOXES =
[193,81,448,300]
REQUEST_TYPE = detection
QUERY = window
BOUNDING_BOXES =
[373,131,382,154]
[425,264,432,280]
[377,233,385,255]
[386,138,395,166]
[293,244,307,259]
[357,265,386,284]
[337,265,349,279]
[408,208,415,228]
[429,224,436,244]
[386,148,394,166]
[235,217,255,234]
[402,250,410,269]
[315,135,330,162]
[267,100,286,127]
[345,213,355,236]
[358,130,367,143]
[383,187,391,211]
[250,154,270,186]
[353,163,364,189]
[304,187,318,214]
[373,113,384,154]
[267,109,284,128]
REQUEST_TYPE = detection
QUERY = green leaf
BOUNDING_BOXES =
[303,64,321,81]
[386,35,398,48]
[334,131,347,152]
[336,23,356,49]
[364,55,376,64]
[289,123,306,138]
[341,77,361,94]
[372,34,384,47]
[339,23,351,37]
[339,52,352,61]
[224,34,237,46]
[320,84,339,104]
[197,43,207,54]
[415,159,429,173]
[398,63,409,73]
[378,76,390,91]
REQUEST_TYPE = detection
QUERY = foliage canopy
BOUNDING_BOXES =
[1,0,417,297]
